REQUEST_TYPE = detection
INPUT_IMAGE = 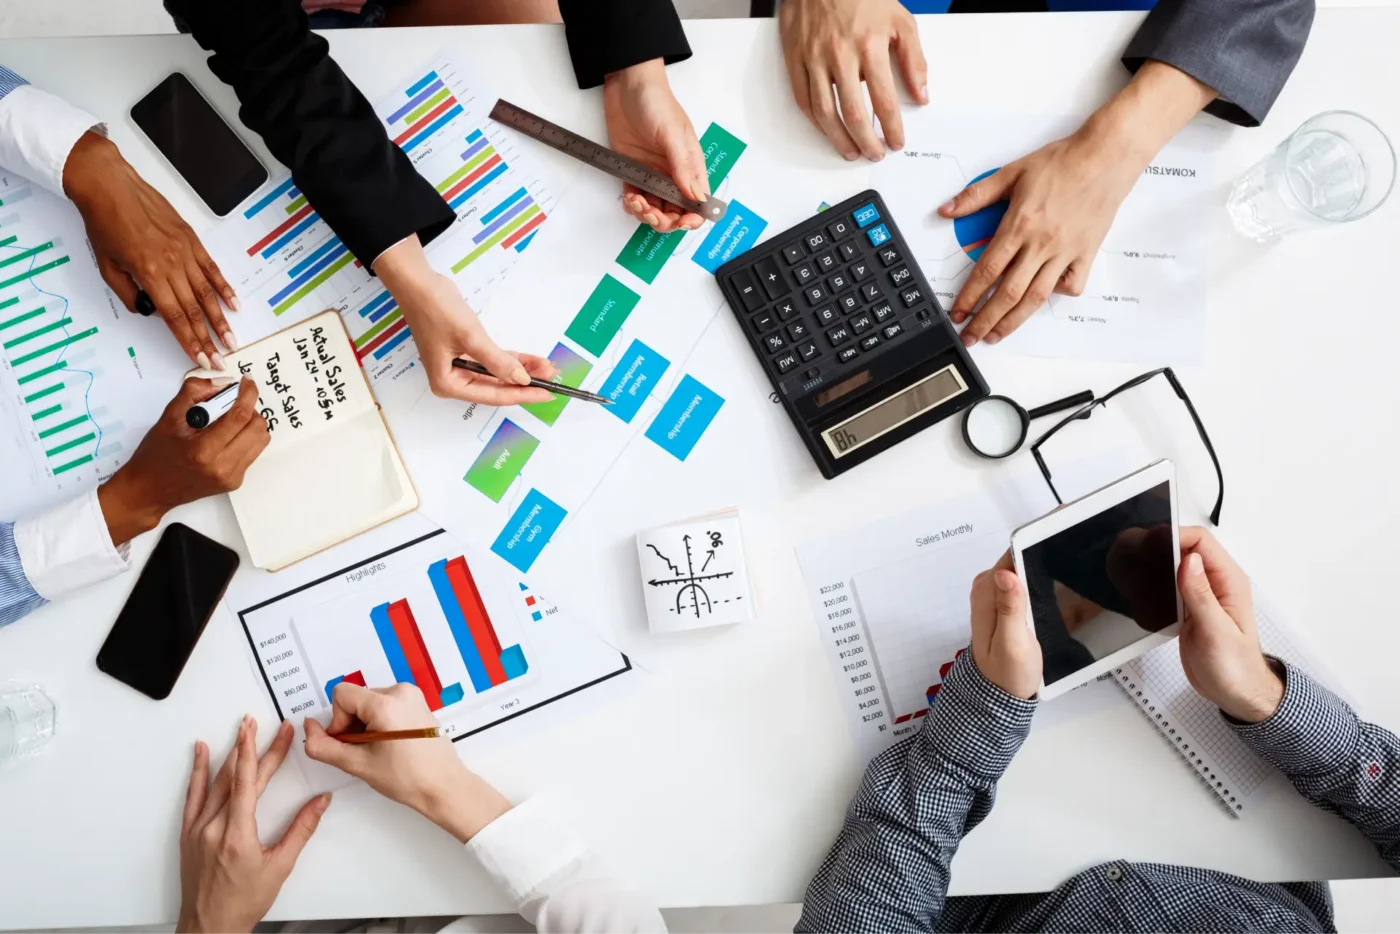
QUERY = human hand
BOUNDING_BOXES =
[374,238,555,404]
[779,0,928,162]
[969,551,1042,699]
[62,131,238,369]
[602,58,708,233]
[97,378,270,544]
[177,717,330,934]
[1176,527,1283,723]
[304,683,512,843]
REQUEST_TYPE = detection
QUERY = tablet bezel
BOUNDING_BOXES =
[1010,459,1181,700]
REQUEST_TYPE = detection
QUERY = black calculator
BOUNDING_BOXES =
[716,190,989,478]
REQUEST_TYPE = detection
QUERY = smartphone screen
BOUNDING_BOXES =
[97,523,240,700]
[130,72,268,216]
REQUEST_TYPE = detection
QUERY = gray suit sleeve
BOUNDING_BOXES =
[1122,0,1316,127]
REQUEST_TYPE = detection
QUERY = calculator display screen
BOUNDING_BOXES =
[821,365,967,458]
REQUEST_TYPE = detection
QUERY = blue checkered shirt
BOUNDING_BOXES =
[798,653,1400,932]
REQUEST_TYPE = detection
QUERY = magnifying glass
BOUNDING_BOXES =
[960,389,1095,459]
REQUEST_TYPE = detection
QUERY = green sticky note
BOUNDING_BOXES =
[520,343,593,426]
[565,275,640,356]
[699,122,747,188]
[464,419,539,503]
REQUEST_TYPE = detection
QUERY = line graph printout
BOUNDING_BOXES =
[796,458,1128,764]
[636,512,752,630]
[872,111,1222,365]
[201,50,555,400]
[232,513,631,747]
[0,174,193,517]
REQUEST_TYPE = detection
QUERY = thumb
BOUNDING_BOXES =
[471,341,532,388]
[97,255,141,313]
[662,122,709,202]
[1178,551,1226,626]
[992,569,1025,630]
[303,718,361,774]
[940,167,1013,219]
[269,793,330,871]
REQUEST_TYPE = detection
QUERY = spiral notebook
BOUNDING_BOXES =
[1111,592,1323,818]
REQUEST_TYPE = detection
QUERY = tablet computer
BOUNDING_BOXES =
[1010,460,1181,699]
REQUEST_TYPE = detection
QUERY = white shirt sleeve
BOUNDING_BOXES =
[12,489,130,601]
[0,84,106,197]
[451,797,666,934]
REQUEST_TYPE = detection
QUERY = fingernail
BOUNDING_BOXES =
[951,312,965,324]
[1187,552,1203,576]
[984,333,1000,346]
[228,295,242,312]
[844,151,859,162]
[940,199,957,213]
[994,571,1014,592]
[221,330,238,351]
[871,151,885,162]
[316,793,332,812]
[511,366,531,386]
[211,352,227,370]
[919,84,929,103]
[196,351,212,370]
[961,333,977,348]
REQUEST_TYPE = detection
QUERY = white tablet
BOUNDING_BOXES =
[1010,460,1181,699]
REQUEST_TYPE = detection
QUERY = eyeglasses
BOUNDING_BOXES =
[1028,367,1224,525]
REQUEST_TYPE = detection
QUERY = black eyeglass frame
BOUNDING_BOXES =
[1027,367,1224,526]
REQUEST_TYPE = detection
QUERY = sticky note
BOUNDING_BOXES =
[520,343,592,426]
[491,488,567,573]
[599,339,670,423]
[565,275,640,356]
[645,375,724,461]
[464,419,538,502]
[692,200,767,273]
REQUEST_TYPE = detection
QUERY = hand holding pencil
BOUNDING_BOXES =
[304,682,512,842]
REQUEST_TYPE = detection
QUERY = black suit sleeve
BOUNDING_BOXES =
[165,0,454,268]
[558,0,691,89]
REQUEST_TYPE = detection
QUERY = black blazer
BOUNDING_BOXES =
[167,0,691,267]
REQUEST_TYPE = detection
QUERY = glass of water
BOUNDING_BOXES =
[0,683,56,765]
[1227,110,1396,241]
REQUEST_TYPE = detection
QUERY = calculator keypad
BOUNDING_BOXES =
[723,197,936,384]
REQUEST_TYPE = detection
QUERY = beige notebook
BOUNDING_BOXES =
[190,310,417,570]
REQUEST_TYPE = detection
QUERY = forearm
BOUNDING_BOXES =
[1232,661,1400,869]
[1076,60,1215,177]
[797,654,1033,932]
[557,0,690,89]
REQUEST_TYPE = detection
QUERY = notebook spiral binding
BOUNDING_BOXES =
[1112,668,1243,819]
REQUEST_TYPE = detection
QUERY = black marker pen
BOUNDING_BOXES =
[186,381,241,429]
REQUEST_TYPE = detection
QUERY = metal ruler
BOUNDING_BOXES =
[490,99,729,223]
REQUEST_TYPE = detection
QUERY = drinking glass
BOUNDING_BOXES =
[1227,111,1395,241]
[0,683,56,765]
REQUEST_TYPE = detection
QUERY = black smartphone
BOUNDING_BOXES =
[130,72,268,216]
[97,523,240,700]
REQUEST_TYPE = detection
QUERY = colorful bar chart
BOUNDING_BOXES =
[387,69,466,154]
[428,555,529,694]
[367,598,467,711]
[324,669,365,704]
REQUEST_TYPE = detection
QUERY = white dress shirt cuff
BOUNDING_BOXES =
[465,797,591,906]
[0,84,106,197]
[13,489,130,601]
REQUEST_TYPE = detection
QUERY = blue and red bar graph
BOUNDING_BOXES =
[388,70,464,154]
[429,556,529,693]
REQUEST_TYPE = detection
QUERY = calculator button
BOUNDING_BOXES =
[916,308,933,322]
[860,334,882,352]
[826,324,853,346]
[782,243,805,264]
[883,322,904,340]
[732,269,764,311]
[805,284,827,306]
[889,266,913,288]
[750,310,777,333]
[900,286,923,307]
[774,351,798,374]
[850,260,872,281]
[838,346,860,364]
[860,282,883,302]
[793,262,817,286]
[798,341,820,361]
[839,242,860,261]
[850,312,874,334]
[763,332,787,353]
[853,202,881,228]
[838,293,860,315]
[815,252,838,273]
[814,305,840,327]
[872,301,896,323]
[877,246,901,267]
[805,230,829,252]
[827,272,850,293]
[866,223,892,247]
[827,218,853,240]
[804,366,821,380]
[773,298,797,320]
[787,320,811,341]
[755,257,786,300]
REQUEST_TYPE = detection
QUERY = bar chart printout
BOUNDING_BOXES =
[0,173,191,517]
[235,521,617,742]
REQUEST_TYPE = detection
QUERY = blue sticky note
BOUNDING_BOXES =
[599,339,671,423]
[692,200,768,273]
[645,375,725,461]
[866,223,891,247]
[853,202,881,228]
[491,488,567,573]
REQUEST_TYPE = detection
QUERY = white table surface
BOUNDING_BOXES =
[2,10,1399,929]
